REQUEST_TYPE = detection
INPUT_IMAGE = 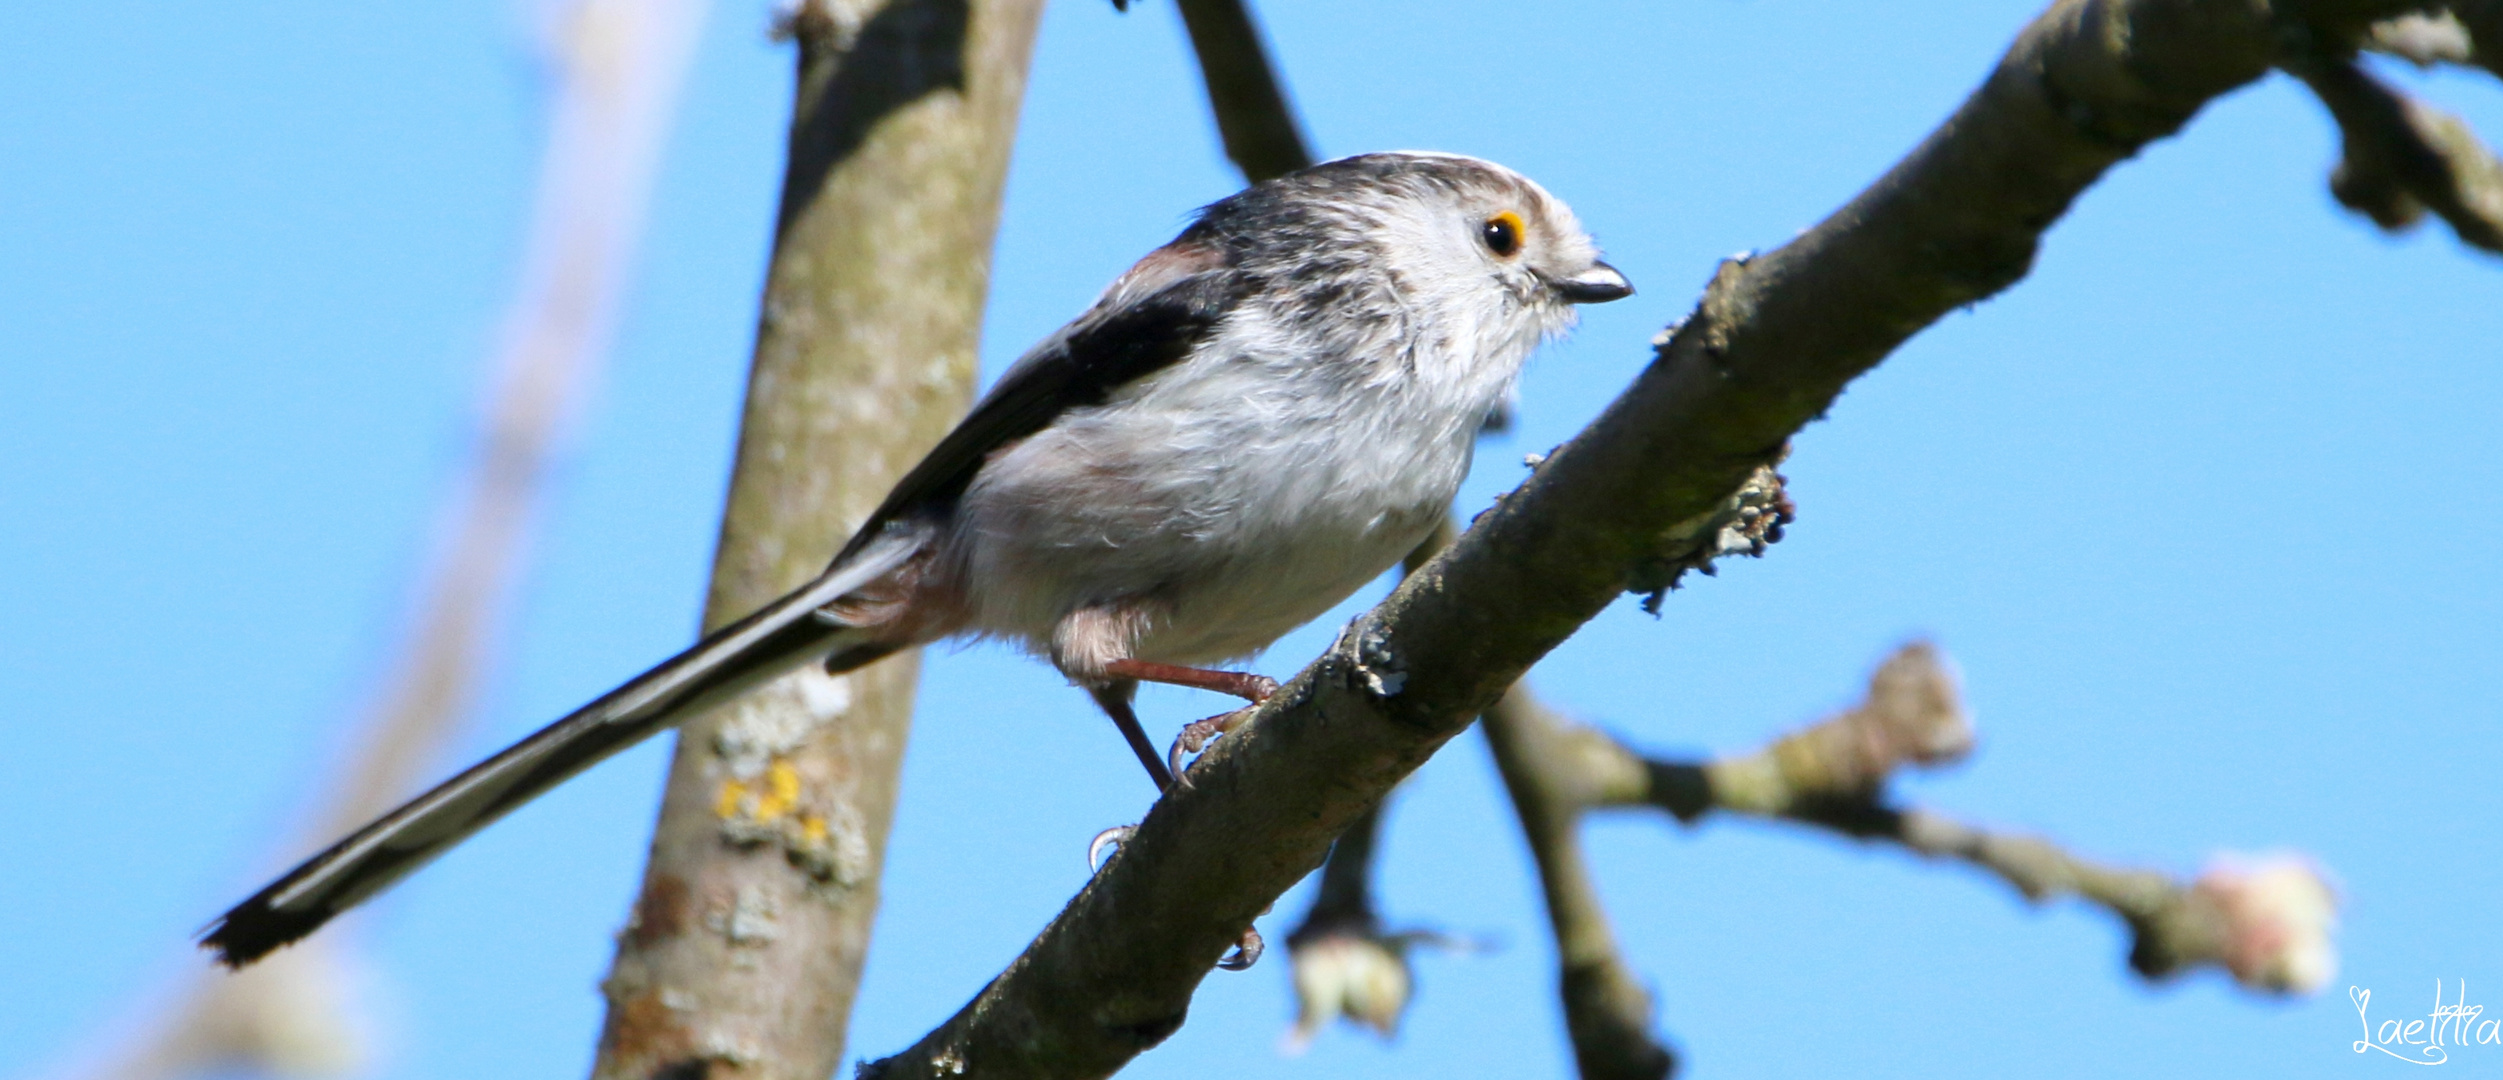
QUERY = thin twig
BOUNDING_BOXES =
[1469,464,1786,1079]
[1620,644,2337,994]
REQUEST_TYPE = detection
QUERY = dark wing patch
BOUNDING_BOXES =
[833,238,1247,563]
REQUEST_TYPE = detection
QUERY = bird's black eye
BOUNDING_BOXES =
[1481,211,1524,258]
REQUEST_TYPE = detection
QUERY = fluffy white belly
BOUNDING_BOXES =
[946,360,1484,666]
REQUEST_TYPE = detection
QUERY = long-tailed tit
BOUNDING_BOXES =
[205,151,1631,967]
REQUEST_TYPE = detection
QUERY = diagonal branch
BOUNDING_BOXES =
[1166,0,1312,182]
[864,1,2436,1076]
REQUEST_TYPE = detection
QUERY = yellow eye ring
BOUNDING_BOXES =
[1481,210,1525,258]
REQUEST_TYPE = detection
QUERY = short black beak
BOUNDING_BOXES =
[1554,261,1633,304]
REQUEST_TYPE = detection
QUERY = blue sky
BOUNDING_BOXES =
[3,1,2499,1078]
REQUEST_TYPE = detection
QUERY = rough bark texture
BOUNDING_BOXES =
[862,2,2426,1077]
[588,2,1040,1077]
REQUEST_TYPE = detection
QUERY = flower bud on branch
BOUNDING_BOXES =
[1701,643,1972,814]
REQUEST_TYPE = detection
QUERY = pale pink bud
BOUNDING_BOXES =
[2194,853,2340,994]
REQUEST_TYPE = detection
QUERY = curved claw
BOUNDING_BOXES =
[1088,825,1135,872]
[1217,925,1264,971]
[1165,736,1197,792]
[1165,707,1255,790]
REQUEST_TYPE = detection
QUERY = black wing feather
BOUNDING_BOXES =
[834,245,1248,562]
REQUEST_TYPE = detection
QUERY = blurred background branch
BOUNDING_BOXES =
[2363,3,2503,77]
[58,1,711,1076]
[2289,50,2503,253]
[1624,643,2341,997]
[1168,0,1310,183]
[1481,688,1676,1080]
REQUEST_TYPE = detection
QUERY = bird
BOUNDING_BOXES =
[204,151,1632,969]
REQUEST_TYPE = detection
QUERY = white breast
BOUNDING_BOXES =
[943,286,1542,669]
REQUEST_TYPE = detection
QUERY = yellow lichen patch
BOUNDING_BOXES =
[755,760,802,821]
[799,814,828,845]
[716,758,806,824]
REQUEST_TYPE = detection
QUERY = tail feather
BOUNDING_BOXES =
[202,529,927,967]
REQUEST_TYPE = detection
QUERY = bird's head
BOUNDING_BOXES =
[1195,152,1630,386]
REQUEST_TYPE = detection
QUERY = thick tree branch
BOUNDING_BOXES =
[2289,50,2503,252]
[587,2,1040,1077]
[866,1,2429,1075]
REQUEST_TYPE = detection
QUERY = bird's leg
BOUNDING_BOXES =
[1102,658,1277,704]
[1085,671,1266,969]
[1097,659,1277,788]
[1087,679,1178,792]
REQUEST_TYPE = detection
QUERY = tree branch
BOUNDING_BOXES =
[1275,801,1407,1052]
[1167,0,1311,183]
[1471,458,1784,1080]
[866,1,2429,1075]
[587,2,1041,1077]
[1617,644,2339,995]
[1482,689,1676,1080]
[2289,49,2503,252]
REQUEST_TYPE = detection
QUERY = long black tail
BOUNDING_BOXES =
[202,529,926,968]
